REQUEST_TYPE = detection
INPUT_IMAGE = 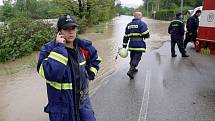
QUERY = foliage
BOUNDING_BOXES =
[0,17,55,62]
[1,1,16,21]
[0,0,117,62]
[115,3,135,16]
[153,5,193,20]
[154,9,176,20]
[0,0,116,24]
[0,0,117,32]
[141,0,203,20]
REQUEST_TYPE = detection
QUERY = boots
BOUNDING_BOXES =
[172,54,177,57]
[182,53,189,57]
[133,68,138,72]
[127,66,138,79]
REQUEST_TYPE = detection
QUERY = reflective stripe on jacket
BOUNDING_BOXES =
[37,38,101,121]
[123,18,150,52]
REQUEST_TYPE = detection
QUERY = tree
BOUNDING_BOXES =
[1,0,16,21]
[196,0,203,6]
[26,0,37,14]
[15,0,26,11]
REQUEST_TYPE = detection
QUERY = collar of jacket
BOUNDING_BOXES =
[65,39,79,51]
[194,15,199,19]
[132,18,141,21]
[176,18,183,22]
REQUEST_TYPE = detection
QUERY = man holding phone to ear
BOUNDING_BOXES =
[37,15,101,121]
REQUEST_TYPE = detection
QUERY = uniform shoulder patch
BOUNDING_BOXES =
[128,25,139,29]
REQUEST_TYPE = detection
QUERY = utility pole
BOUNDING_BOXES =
[181,0,184,13]
[147,1,150,17]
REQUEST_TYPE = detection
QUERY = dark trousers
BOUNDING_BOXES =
[130,51,143,67]
[184,32,197,48]
[171,35,186,56]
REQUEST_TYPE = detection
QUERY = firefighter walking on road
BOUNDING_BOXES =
[184,10,201,48]
[123,12,150,79]
[168,13,189,58]
[37,15,101,121]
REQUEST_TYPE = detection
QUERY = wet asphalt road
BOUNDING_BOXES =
[91,42,215,121]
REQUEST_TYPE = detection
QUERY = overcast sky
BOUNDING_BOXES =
[0,0,2,5]
[0,0,144,8]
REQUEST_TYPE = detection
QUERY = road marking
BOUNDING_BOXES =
[89,68,117,97]
[89,77,110,97]
[138,70,151,121]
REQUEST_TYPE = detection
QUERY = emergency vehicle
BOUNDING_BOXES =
[196,0,215,55]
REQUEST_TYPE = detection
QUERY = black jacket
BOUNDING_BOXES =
[186,15,199,33]
[168,19,185,36]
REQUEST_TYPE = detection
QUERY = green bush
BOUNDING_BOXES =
[0,17,55,62]
[152,6,194,21]
[77,16,88,33]
[154,9,176,21]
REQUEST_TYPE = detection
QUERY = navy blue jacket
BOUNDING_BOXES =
[123,18,150,52]
[37,38,101,121]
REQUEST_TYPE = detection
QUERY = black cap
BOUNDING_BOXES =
[57,15,78,31]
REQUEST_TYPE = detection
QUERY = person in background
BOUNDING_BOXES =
[37,15,101,121]
[123,12,150,79]
[168,13,189,57]
[184,10,202,48]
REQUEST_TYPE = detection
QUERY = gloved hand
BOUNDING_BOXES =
[87,72,95,80]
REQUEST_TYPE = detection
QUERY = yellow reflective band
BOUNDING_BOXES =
[126,33,142,37]
[172,24,179,27]
[39,64,45,78]
[128,48,146,51]
[46,80,73,90]
[130,33,141,36]
[96,56,102,61]
[123,43,127,45]
[124,35,129,37]
[90,67,97,76]
[80,61,86,66]
[128,25,139,29]
[142,29,149,35]
[48,52,68,65]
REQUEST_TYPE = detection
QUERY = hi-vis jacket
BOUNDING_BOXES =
[123,18,150,52]
[37,38,101,121]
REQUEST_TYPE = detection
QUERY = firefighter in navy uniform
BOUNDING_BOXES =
[123,12,150,79]
[168,13,189,58]
[184,10,201,48]
[37,15,101,121]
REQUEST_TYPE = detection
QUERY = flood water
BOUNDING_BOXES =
[0,15,170,121]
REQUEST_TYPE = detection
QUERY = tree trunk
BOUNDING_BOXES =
[78,0,83,18]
